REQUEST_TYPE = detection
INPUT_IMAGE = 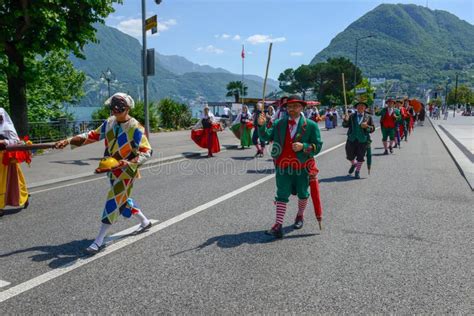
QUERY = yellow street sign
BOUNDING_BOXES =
[146,15,157,31]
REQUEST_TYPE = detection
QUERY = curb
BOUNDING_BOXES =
[29,145,238,191]
[428,117,474,191]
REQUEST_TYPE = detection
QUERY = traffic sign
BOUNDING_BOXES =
[146,15,157,32]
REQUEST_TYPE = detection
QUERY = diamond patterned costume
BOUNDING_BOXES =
[77,116,152,224]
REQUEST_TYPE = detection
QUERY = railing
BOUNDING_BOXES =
[28,120,104,143]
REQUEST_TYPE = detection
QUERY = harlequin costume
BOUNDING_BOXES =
[191,109,221,157]
[64,93,152,253]
[0,108,30,217]
[342,102,375,179]
[375,99,401,155]
[231,106,252,149]
[258,96,323,238]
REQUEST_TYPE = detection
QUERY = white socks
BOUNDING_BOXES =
[91,223,112,249]
[134,210,150,227]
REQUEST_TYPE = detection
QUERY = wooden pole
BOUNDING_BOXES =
[262,43,273,104]
[342,72,348,115]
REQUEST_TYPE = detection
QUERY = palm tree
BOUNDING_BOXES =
[226,81,248,103]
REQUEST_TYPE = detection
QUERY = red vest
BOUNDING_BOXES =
[382,109,396,129]
[275,125,308,170]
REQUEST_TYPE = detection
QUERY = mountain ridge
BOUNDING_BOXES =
[310,4,474,83]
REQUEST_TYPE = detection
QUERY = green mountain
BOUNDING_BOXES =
[311,4,474,83]
[70,23,278,106]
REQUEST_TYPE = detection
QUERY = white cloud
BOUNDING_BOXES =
[116,18,177,38]
[246,34,286,45]
[221,33,231,39]
[196,45,224,54]
[117,18,142,37]
[290,52,304,56]
[232,35,241,41]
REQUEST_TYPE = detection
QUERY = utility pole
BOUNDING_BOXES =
[453,73,458,117]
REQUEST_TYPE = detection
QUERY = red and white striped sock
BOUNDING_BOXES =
[275,201,287,225]
[297,198,308,217]
[351,160,356,166]
[355,161,363,172]
[383,141,388,150]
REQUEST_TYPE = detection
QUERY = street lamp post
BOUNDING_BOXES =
[142,0,162,138]
[353,35,375,98]
[100,68,116,98]
[453,72,459,117]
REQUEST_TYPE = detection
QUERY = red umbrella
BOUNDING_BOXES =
[307,159,323,230]
[306,101,321,106]
[409,99,422,113]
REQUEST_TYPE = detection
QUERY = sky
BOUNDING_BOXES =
[106,0,474,80]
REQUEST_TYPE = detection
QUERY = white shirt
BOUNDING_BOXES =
[223,107,230,116]
[288,115,301,139]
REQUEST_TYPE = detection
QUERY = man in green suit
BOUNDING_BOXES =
[257,95,323,238]
[375,98,401,154]
[342,101,375,179]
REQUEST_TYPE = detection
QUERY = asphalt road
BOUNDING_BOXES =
[0,121,472,313]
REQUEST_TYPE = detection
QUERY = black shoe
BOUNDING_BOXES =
[393,143,398,148]
[133,221,152,235]
[0,209,3,217]
[84,242,105,255]
[355,171,360,179]
[383,150,388,155]
[294,216,304,229]
[265,224,283,238]
[389,145,393,153]
[348,164,356,175]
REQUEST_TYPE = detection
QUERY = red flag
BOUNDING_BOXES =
[241,45,245,59]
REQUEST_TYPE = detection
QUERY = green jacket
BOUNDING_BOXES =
[258,115,323,162]
[342,112,375,143]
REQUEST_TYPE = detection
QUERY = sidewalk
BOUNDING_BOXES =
[23,129,240,189]
[429,111,474,190]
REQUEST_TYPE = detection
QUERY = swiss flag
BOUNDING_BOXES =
[241,45,245,59]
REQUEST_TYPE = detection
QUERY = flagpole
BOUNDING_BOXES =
[241,44,245,106]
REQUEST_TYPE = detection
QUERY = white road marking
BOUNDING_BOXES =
[0,280,11,288]
[0,140,346,303]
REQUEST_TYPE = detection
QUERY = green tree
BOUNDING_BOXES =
[447,84,473,105]
[317,57,362,105]
[157,98,193,129]
[348,78,376,106]
[0,50,86,122]
[278,65,318,100]
[226,81,248,103]
[0,0,121,136]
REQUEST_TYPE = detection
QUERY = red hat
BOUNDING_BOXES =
[286,95,307,107]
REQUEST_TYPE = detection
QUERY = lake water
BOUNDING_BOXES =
[68,105,204,122]
[67,106,102,121]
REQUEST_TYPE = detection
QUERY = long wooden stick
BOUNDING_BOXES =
[262,42,273,104]
[4,143,56,151]
[342,72,348,115]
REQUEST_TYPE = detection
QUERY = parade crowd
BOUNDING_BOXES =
[0,92,426,250]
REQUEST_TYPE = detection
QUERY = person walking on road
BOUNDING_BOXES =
[231,105,252,149]
[191,106,221,158]
[252,102,266,158]
[55,93,153,254]
[0,108,30,217]
[375,98,401,155]
[342,101,375,179]
[257,95,323,238]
